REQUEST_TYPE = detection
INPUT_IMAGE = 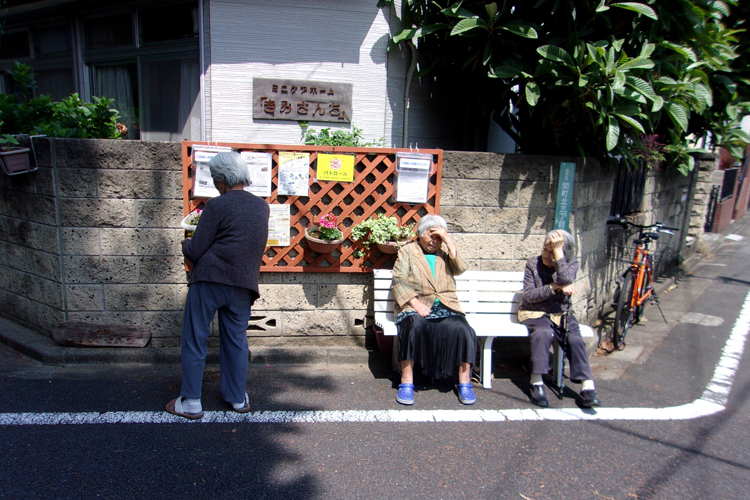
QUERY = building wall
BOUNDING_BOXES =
[0,138,705,349]
[206,0,406,147]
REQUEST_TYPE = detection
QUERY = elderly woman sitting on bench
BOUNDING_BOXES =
[391,214,477,406]
[519,229,600,408]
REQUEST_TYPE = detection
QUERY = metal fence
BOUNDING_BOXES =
[610,158,647,217]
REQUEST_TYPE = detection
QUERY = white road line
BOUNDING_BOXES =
[2,290,749,426]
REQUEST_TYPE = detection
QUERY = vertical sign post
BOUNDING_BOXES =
[553,162,576,231]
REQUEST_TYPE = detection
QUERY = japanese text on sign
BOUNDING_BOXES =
[253,78,352,124]
[316,153,355,182]
[553,162,576,231]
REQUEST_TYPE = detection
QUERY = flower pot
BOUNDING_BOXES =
[0,147,32,175]
[376,240,410,254]
[304,225,345,254]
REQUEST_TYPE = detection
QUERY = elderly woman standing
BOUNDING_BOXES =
[391,215,477,405]
[519,229,600,408]
[166,152,269,420]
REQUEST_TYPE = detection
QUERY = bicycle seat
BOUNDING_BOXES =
[639,232,660,242]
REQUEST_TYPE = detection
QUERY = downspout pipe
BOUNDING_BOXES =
[402,39,417,148]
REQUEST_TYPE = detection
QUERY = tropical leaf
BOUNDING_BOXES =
[489,65,522,78]
[525,81,540,106]
[660,41,697,62]
[615,113,645,133]
[483,41,493,66]
[664,102,689,132]
[651,96,664,112]
[618,57,655,71]
[451,18,488,35]
[485,2,498,20]
[537,45,574,66]
[501,21,538,39]
[625,77,658,102]
[611,2,658,20]
[606,115,620,151]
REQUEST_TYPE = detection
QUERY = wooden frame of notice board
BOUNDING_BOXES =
[182,141,443,272]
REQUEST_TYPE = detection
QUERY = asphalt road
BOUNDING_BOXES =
[1,225,749,499]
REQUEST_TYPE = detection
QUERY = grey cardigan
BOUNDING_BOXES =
[518,255,579,314]
[182,190,270,303]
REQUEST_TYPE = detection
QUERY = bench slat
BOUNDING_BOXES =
[374,289,520,302]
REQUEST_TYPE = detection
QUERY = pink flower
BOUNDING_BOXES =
[320,213,336,229]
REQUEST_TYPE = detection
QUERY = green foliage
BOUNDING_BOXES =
[350,215,414,250]
[379,0,750,174]
[0,62,124,139]
[304,126,385,147]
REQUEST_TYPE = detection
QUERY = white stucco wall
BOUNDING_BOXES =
[206,0,407,146]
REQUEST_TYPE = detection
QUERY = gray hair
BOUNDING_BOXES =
[208,152,251,187]
[416,215,448,237]
[546,229,576,261]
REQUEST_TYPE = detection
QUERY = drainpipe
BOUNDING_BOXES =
[402,39,417,148]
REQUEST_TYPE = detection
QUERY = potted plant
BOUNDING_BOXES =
[350,215,414,256]
[0,134,32,175]
[304,212,345,253]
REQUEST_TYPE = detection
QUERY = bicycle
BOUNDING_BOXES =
[606,218,679,350]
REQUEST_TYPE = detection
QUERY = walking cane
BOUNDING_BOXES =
[555,296,572,399]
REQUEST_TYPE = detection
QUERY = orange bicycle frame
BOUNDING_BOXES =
[629,244,652,309]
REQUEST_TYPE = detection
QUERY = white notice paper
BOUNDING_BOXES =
[278,152,310,196]
[395,153,432,204]
[191,146,232,198]
[241,152,273,198]
[267,204,291,246]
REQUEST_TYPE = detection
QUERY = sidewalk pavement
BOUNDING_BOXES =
[1,214,748,376]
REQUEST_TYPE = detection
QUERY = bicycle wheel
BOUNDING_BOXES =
[633,266,651,324]
[613,269,635,350]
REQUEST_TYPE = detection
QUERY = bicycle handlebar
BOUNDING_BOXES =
[606,218,679,232]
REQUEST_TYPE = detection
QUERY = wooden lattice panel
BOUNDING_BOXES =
[182,142,443,272]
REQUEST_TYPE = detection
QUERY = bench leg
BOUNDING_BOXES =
[552,338,564,393]
[479,336,495,389]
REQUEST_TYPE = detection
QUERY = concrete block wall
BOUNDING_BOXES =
[0,139,699,349]
[0,137,63,333]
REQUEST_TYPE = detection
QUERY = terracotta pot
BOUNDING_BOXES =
[0,147,32,175]
[376,240,410,254]
[304,225,345,254]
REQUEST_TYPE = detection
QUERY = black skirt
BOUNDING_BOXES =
[397,314,477,381]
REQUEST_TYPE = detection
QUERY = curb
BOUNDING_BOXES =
[0,317,375,367]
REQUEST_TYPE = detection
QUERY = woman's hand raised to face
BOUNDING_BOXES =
[430,226,457,258]
[547,230,565,262]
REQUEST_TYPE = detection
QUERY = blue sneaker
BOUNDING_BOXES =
[456,383,476,405]
[396,383,414,405]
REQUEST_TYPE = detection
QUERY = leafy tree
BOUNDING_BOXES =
[0,62,124,139]
[379,0,750,174]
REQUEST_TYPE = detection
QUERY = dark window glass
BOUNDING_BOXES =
[0,31,31,60]
[140,3,199,43]
[36,68,75,100]
[84,14,134,50]
[94,63,140,139]
[140,57,200,140]
[33,25,72,56]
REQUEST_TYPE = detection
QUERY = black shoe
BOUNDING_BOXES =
[579,389,601,407]
[529,384,549,407]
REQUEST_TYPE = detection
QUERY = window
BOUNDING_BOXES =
[140,57,201,141]
[0,31,31,60]
[2,1,201,140]
[93,63,140,139]
[140,4,199,44]
[84,14,134,50]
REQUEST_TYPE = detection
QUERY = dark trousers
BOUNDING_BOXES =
[523,314,594,382]
[181,281,253,404]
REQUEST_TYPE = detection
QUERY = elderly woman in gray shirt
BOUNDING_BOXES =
[518,229,600,408]
[166,152,269,420]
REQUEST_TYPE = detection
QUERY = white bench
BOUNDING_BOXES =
[373,269,594,390]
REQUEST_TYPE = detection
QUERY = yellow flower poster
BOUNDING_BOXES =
[316,153,355,182]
